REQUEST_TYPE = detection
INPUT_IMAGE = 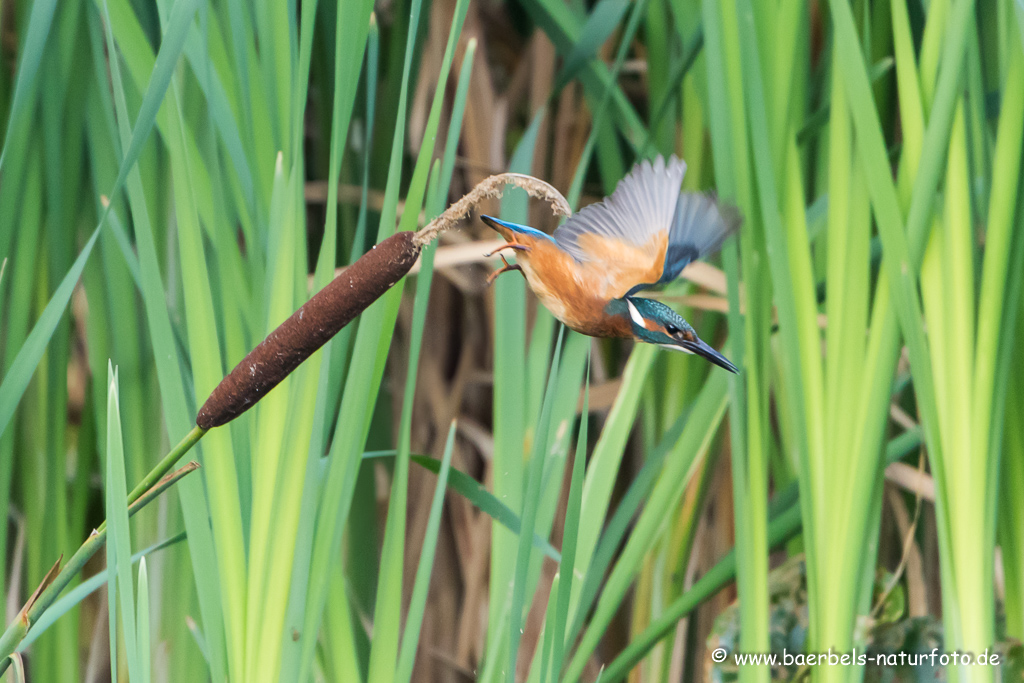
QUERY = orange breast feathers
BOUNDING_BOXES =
[501,231,668,339]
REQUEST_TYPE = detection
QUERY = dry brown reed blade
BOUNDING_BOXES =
[18,556,62,626]
[197,173,569,429]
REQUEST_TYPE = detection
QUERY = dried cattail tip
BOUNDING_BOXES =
[196,231,421,428]
[413,173,571,247]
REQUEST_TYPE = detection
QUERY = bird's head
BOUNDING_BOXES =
[611,297,738,373]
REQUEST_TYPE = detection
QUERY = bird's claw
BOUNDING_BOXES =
[486,255,524,286]
[485,241,532,257]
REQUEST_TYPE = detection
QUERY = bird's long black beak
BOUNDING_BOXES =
[681,337,739,374]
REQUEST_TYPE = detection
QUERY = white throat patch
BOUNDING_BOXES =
[659,343,694,355]
[626,299,645,327]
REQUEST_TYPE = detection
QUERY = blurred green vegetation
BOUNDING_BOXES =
[0,0,1022,681]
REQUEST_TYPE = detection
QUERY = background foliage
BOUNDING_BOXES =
[0,0,1022,680]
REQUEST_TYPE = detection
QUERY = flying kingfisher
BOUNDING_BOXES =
[481,155,740,373]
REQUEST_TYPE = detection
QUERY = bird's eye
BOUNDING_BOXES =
[665,324,680,337]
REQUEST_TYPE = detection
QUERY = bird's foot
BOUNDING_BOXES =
[485,241,532,257]
[486,255,525,286]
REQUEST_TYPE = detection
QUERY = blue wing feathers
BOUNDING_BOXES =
[552,156,740,287]
[661,193,740,283]
[482,157,740,290]
[552,156,687,262]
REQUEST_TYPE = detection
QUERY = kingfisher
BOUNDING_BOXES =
[482,155,740,373]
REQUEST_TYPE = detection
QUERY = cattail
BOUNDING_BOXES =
[196,231,421,428]
[196,173,568,429]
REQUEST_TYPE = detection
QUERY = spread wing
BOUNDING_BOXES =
[552,155,739,297]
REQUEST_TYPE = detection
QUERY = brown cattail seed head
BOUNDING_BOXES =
[196,231,421,428]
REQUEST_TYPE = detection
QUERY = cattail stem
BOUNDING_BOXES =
[0,463,199,672]
[121,425,206,513]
